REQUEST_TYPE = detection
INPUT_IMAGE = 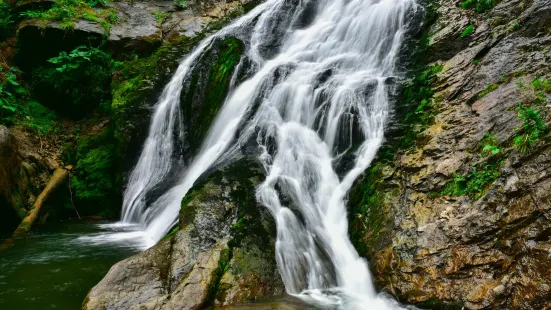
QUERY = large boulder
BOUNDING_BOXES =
[84,158,285,309]
[350,0,551,309]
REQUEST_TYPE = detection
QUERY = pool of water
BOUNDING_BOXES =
[0,220,141,309]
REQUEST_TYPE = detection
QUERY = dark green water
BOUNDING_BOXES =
[0,220,140,309]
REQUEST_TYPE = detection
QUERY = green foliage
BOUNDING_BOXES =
[162,226,179,240]
[461,24,475,37]
[0,65,58,136]
[21,0,116,34]
[189,37,244,151]
[71,130,117,209]
[460,0,495,13]
[18,101,58,136]
[0,66,24,116]
[530,77,551,92]
[508,21,520,32]
[442,132,502,199]
[153,10,169,23]
[348,161,392,257]
[460,0,475,9]
[33,45,115,115]
[441,162,501,198]
[174,0,186,8]
[399,64,443,149]
[475,0,495,13]
[478,83,498,99]
[513,104,548,153]
[480,133,501,157]
[0,1,14,40]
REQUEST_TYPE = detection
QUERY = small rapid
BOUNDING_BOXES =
[114,0,417,308]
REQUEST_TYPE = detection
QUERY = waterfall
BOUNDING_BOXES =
[118,0,416,308]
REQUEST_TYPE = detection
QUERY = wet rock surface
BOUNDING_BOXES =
[84,158,285,309]
[350,0,551,309]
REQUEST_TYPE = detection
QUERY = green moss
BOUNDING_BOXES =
[460,24,475,37]
[513,104,548,153]
[441,162,502,198]
[204,247,232,307]
[181,37,245,152]
[460,0,496,13]
[350,3,444,256]
[441,132,503,199]
[179,189,201,229]
[349,159,395,257]
[478,83,499,99]
[69,127,119,217]
[398,64,443,150]
[153,10,169,24]
[162,226,179,240]
[21,0,117,35]
[530,77,551,93]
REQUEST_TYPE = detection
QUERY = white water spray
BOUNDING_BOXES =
[116,0,416,307]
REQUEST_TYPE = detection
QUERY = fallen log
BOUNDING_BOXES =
[11,168,69,238]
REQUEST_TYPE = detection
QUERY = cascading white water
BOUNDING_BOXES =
[116,0,416,307]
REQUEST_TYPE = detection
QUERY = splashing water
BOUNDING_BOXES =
[113,0,417,308]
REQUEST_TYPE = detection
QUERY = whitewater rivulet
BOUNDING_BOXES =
[110,0,416,308]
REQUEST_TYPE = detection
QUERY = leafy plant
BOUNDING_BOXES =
[478,83,498,99]
[460,0,475,9]
[18,101,58,136]
[70,130,118,211]
[0,1,14,40]
[461,24,475,37]
[508,21,520,31]
[460,0,495,13]
[441,132,503,199]
[21,0,115,34]
[33,45,115,116]
[475,0,495,13]
[399,64,443,149]
[513,104,548,153]
[153,10,169,23]
[0,66,24,116]
[531,77,551,93]
[441,162,501,198]
[174,0,186,8]
[480,133,501,157]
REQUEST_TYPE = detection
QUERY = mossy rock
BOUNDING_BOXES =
[179,36,245,155]
[178,158,284,305]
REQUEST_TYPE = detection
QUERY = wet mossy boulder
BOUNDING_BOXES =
[84,158,285,309]
[179,36,245,155]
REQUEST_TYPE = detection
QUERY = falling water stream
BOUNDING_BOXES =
[97,0,417,308]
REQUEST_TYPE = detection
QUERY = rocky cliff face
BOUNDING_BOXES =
[83,159,285,309]
[350,0,551,309]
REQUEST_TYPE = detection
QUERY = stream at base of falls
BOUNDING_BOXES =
[0,221,316,310]
[0,221,140,309]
